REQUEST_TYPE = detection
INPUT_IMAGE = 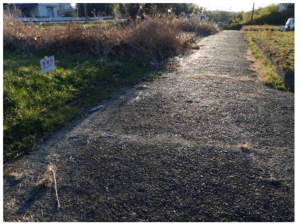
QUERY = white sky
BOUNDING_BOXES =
[198,2,274,12]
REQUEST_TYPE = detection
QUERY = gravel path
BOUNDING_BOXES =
[3,31,294,221]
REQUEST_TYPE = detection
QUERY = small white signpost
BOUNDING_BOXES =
[40,56,55,74]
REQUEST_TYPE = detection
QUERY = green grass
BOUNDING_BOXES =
[244,34,290,91]
[37,20,119,31]
[3,51,160,161]
[241,25,281,31]
[278,180,293,189]
[245,30,294,74]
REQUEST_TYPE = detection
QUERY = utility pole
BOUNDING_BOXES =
[84,3,88,23]
[250,3,255,24]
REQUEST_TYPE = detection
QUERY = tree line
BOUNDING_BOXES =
[225,4,294,29]
[229,4,294,25]
[75,3,294,26]
[76,3,205,18]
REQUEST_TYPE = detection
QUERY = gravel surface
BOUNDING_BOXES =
[3,31,294,222]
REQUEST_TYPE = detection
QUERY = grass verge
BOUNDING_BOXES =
[3,51,161,161]
[241,25,281,31]
[244,34,290,91]
[245,31,294,74]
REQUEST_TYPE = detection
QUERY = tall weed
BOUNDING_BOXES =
[4,11,217,62]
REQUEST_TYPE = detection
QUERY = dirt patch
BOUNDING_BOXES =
[188,73,254,82]
[245,49,267,83]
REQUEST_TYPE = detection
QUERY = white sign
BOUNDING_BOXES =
[40,56,55,74]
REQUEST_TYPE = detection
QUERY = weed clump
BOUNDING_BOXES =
[244,33,291,91]
[179,18,218,35]
[36,164,60,207]
[36,164,57,188]
[126,16,187,62]
[4,11,217,63]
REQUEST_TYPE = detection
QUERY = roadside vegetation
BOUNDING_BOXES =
[3,51,160,160]
[241,25,280,31]
[225,4,294,30]
[4,13,216,62]
[3,9,217,161]
[245,30,294,75]
[179,17,217,35]
[244,30,293,91]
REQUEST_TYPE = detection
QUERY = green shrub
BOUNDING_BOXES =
[224,23,244,30]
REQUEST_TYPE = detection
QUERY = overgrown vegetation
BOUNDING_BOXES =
[241,25,280,31]
[76,3,203,18]
[179,18,218,35]
[245,31,294,74]
[3,10,217,161]
[4,12,216,63]
[244,32,291,91]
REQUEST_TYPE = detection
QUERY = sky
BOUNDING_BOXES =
[198,2,274,12]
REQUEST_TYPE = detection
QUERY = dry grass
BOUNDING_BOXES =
[125,16,189,62]
[238,143,253,153]
[179,18,218,35]
[245,31,294,74]
[246,50,269,83]
[188,73,253,82]
[4,14,129,56]
[4,12,217,63]
[238,142,261,154]
[241,25,280,31]
[244,33,290,91]
[36,164,57,187]
[4,171,23,180]
[36,164,60,207]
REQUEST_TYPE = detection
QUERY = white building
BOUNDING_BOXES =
[278,3,294,12]
[12,3,73,18]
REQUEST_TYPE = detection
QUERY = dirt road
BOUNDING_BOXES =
[3,31,294,221]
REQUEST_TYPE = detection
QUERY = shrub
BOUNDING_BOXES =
[3,14,128,56]
[224,23,244,30]
[4,11,218,63]
[125,16,187,62]
[179,17,217,35]
[4,13,186,62]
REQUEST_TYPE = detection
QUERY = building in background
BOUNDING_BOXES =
[59,3,73,16]
[278,3,294,12]
[10,3,73,18]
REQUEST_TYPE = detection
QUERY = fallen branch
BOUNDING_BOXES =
[48,165,60,208]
